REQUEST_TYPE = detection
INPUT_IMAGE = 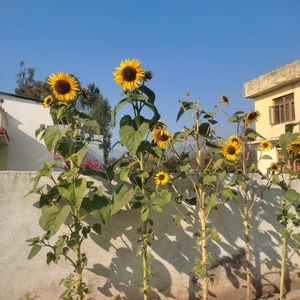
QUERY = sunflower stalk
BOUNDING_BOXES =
[242,139,253,300]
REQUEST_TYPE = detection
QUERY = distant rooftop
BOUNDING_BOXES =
[0,91,42,103]
[244,58,300,98]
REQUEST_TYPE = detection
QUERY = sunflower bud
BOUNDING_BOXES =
[144,70,153,81]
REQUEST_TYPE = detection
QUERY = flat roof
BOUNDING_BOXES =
[0,91,43,103]
[243,58,300,98]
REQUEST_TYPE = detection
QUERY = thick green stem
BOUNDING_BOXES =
[142,221,149,300]
[279,236,287,300]
[200,206,208,300]
[241,139,252,300]
[243,201,252,300]
[140,153,149,300]
[74,213,84,300]
[198,190,208,300]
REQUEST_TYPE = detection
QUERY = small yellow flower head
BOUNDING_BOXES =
[154,171,170,186]
[221,94,229,105]
[259,140,273,151]
[222,141,241,161]
[47,72,79,102]
[152,127,172,148]
[288,137,300,154]
[113,59,144,90]
[269,162,282,173]
[228,135,241,145]
[243,110,260,125]
[43,95,54,107]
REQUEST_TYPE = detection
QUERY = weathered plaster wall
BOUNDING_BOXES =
[0,171,299,300]
[244,58,300,98]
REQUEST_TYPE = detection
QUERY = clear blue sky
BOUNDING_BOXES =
[1,0,300,144]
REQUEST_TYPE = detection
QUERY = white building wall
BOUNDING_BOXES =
[0,93,53,171]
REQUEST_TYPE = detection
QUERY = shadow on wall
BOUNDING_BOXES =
[85,177,300,300]
[1,172,299,300]
[6,115,51,171]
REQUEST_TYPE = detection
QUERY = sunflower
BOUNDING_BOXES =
[154,171,170,186]
[47,72,79,102]
[152,127,172,148]
[113,59,144,90]
[269,162,282,173]
[222,141,241,161]
[221,94,229,105]
[287,138,300,154]
[43,95,54,107]
[228,135,241,145]
[236,167,243,175]
[243,110,260,125]
[259,140,273,151]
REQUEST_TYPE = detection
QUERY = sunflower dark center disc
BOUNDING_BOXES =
[159,132,169,141]
[248,112,256,120]
[54,79,71,95]
[121,66,137,82]
[263,143,268,148]
[227,145,236,155]
[158,175,165,180]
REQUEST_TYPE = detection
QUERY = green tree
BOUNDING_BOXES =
[78,83,112,166]
[15,61,50,99]
[15,63,112,166]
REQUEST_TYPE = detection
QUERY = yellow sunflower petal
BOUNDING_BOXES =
[47,72,78,102]
[222,141,241,161]
[243,110,260,125]
[259,140,273,151]
[152,127,172,148]
[43,95,54,107]
[154,171,170,186]
[113,58,145,90]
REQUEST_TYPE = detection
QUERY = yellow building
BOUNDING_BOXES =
[244,58,300,172]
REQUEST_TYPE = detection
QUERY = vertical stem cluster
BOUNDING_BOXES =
[199,191,208,300]
[279,236,287,300]
[242,140,252,300]
[74,211,84,300]
[142,221,149,300]
[140,148,149,300]
[243,197,251,300]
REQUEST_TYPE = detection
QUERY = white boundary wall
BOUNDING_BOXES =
[0,171,299,300]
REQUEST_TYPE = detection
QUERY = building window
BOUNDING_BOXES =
[269,93,295,125]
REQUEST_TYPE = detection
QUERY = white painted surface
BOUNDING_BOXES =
[0,93,53,170]
[0,172,299,299]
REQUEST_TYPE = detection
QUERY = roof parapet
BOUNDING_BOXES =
[244,58,300,98]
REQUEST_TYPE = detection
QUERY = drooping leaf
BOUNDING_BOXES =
[28,244,42,259]
[119,122,149,154]
[139,85,155,104]
[285,189,300,202]
[141,205,150,222]
[176,101,198,122]
[111,185,136,216]
[43,125,68,151]
[111,98,131,127]
[203,174,217,186]
[57,178,87,209]
[92,223,102,235]
[82,195,111,224]
[39,205,71,236]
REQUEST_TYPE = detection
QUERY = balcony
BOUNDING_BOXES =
[0,107,9,144]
